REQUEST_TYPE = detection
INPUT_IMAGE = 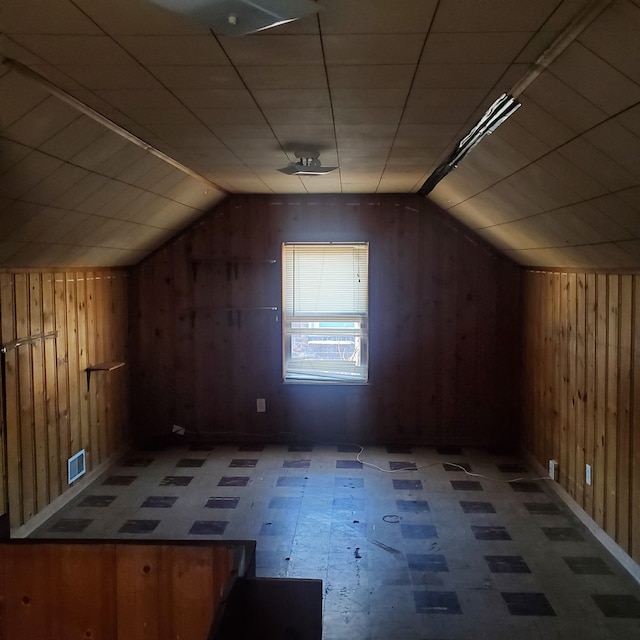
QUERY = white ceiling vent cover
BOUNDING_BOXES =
[68,449,87,484]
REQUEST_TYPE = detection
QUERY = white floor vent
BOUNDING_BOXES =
[68,449,86,484]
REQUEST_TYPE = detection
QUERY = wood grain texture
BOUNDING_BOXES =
[0,542,236,640]
[0,270,129,529]
[131,194,521,447]
[522,270,640,562]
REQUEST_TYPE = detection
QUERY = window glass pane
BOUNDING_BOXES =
[283,243,368,383]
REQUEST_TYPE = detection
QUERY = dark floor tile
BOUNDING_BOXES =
[524,502,562,515]
[189,520,228,535]
[497,463,528,473]
[407,553,448,572]
[333,497,365,511]
[471,526,512,540]
[119,519,160,534]
[451,480,483,491]
[176,458,205,468]
[229,458,258,468]
[159,475,193,487]
[436,446,462,455]
[386,445,413,454]
[502,592,556,616]
[102,475,137,486]
[205,496,240,509]
[336,460,363,469]
[283,459,310,469]
[511,481,544,493]
[188,444,214,451]
[269,497,302,509]
[460,501,495,514]
[49,518,92,533]
[592,594,640,618]
[485,555,531,573]
[389,461,417,471]
[239,443,264,451]
[218,476,250,487]
[77,495,116,508]
[393,479,423,491]
[401,524,438,539]
[397,499,430,512]
[335,477,364,489]
[122,457,154,467]
[277,476,307,487]
[337,444,361,453]
[141,496,178,508]
[259,521,296,536]
[414,591,461,614]
[288,443,314,452]
[541,527,584,542]
[443,462,472,472]
[563,556,613,575]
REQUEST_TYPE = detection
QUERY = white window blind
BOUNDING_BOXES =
[282,243,369,383]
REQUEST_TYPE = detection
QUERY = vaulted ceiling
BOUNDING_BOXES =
[1,0,639,269]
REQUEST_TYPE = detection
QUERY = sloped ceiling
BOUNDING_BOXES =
[1,0,639,269]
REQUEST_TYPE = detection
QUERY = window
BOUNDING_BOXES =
[282,242,369,383]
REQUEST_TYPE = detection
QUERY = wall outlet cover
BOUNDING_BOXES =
[549,459,558,481]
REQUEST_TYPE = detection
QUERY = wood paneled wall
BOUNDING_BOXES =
[0,270,129,528]
[131,194,521,447]
[521,270,640,562]
[0,540,239,640]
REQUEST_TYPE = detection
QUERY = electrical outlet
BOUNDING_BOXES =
[548,459,558,481]
[256,398,266,413]
[586,463,592,486]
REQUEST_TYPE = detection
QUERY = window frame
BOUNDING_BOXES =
[281,241,369,385]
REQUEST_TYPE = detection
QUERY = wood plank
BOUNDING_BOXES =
[65,274,81,460]
[584,273,597,518]
[54,273,71,486]
[116,545,162,640]
[41,273,60,503]
[575,273,586,507]
[1,274,20,527]
[631,275,640,562]
[50,544,117,640]
[85,272,100,464]
[566,273,577,496]
[75,273,90,458]
[0,544,53,637]
[15,274,35,524]
[616,275,632,552]
[605,275,619,539]
[594,273,608,529]
[168,546,218,640]
[28,274,48,513]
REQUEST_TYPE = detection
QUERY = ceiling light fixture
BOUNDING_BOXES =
[418,93,521,196]
[278,150,338,176]
[148,0,320,36]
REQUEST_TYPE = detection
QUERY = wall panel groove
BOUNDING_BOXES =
[131,194,521,447]
[522,270,640,562]
[0,269,129,529]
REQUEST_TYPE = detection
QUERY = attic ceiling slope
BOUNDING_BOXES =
[1,0,640,269]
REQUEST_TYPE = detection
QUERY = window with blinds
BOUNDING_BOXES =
[282,242,369,383]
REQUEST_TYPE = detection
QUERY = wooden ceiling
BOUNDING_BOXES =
[1,0,639,269]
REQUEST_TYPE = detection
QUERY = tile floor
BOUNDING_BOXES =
[33,443,640,639]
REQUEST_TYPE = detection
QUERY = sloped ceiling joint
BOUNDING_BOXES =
[421,0,614,200]
[2,56,227,196]
[510,0,614,97]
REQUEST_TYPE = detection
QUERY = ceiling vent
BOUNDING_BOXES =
[278,150,338,176]
[148,0,320,35]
